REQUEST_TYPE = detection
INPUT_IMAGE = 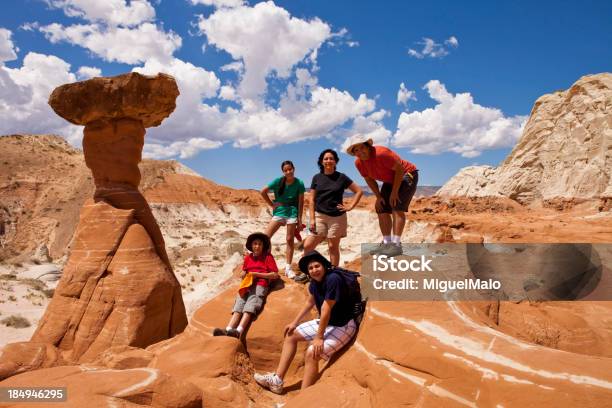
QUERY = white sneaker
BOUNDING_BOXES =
[285,265,296,279]
[254,372,283,394]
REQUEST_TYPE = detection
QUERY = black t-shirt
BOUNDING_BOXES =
[308,271,353,327]
[310,171,353,217]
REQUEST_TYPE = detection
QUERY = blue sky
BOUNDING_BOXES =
[1,0,610,189]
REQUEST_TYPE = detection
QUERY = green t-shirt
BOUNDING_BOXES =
[268,177,305,218]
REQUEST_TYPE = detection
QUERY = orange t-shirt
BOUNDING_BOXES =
[355,146,417,184]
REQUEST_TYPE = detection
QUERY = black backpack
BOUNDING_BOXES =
[328,267,367,325]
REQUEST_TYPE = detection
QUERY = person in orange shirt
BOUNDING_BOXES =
[346,136,418,256]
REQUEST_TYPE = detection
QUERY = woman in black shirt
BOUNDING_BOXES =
[303,149,362,266]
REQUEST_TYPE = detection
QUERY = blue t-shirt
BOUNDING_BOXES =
[308,271,353,327]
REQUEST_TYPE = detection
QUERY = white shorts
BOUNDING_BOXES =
[272,215,298,225]
[295,318,357,361]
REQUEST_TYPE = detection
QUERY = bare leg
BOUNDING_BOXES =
[275,331,306,379]
[301,345,320,389]
[265,220,283,238]
[377,213,392,237]
[238,312,252,330]
[285,223,297,265]
[228,312,242,328]
[327,237,341,266]
[303,234,324,254]
[392,211,406,237]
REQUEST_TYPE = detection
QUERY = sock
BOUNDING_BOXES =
[272,373,283,384]
[236,326,244,333]
[392,235,401,245]
[225,326,233,332]
[383,235,392,244]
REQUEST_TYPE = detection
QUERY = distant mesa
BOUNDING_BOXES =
[438,73,612,204]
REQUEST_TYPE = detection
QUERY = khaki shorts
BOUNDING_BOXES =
[315,212,347,239]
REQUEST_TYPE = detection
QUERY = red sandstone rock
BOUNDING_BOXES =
[286,300,612,407]
[0,365,202,408]
[48,72,179,128]
[0,342,61,381]
[28,202,186,364]
[91,346,155,370]
[0,73,186,380]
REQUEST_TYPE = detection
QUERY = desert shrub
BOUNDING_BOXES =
[42,289,55,298]
[1,315,31,328]
[22,278,46,292]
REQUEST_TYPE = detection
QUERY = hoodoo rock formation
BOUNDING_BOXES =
[0,73,187,378]
[1,73,611,407]
[438,73,612,204]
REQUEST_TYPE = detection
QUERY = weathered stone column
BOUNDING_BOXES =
[0,73,188,377]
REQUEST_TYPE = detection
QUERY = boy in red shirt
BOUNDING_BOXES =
[213,232,279,338]
[347,136,418,256]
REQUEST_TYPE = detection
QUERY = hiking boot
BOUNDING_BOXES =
[226,328,240,338]
[367,242,388,255]
[381,243,403,257]
[254,372,283,394]
[292,273,309,283]
[212,328,227,336]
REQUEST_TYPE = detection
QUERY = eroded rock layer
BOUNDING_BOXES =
[0,73,187,378]
[438,73,612,204]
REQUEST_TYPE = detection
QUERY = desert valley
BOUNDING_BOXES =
[0,72,610,407]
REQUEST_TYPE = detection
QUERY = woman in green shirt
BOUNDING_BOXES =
[260,160,305,279]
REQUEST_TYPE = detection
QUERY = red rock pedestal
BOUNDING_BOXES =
[0,73,187,378]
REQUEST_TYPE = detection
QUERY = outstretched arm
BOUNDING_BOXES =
[312,299,336,359]
[338,182,363,212]
[260,186,275,209]
[298,193,304,226]
[309,189,317,233]
[284,294,316,337]
[390,161,406,207]
[364,176,385,212]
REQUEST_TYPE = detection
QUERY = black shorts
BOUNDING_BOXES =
[377,170,418,214]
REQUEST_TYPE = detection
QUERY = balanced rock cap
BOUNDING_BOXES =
[48,72,180,128]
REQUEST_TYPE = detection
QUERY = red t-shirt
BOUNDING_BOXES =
[243,252,278,287]
[355,145,417,184]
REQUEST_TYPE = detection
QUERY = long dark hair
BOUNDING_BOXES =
[278,160,294,196]
[317,149,339,173]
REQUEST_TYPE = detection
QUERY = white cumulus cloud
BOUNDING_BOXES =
[198,1,331,99]
[0,28,18,63]
[340,110,391,153]
[445,36,459,48]
[393,80,527,158]
[45,0,156,27]
[39,22,181,64]
[76,65,101,79]
[0,52,81,141]
[189,0,245,8]
[4,0,385,161]
[134,55,380,157]
[397,82,416,107]
[408,36,458,59]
